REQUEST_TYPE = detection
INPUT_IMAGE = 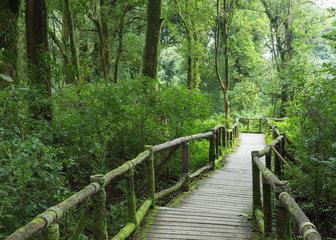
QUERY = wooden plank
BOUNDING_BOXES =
[140,133,265,240]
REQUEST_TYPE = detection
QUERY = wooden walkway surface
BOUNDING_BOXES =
[140,133,265,240]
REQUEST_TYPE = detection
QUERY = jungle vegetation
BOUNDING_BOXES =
[0,0,335,238]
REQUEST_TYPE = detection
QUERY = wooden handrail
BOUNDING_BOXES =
[251,121,321,240]
[6,122,239,240]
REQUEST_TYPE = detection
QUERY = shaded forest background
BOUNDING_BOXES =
[0,0,336,239]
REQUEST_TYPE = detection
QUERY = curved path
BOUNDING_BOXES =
[140,133,265,240]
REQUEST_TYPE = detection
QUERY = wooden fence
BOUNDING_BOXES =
[239,116,282,133]
[246,117,321,240]
[6,119,239,240]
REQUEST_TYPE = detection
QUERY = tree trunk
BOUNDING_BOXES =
[114,7,130,84]
[26,0,52,121]
[140,0,163,84]
[215,0,230,124]
[187,33,193,90]
[65,0,80,85]
[223,0,230,122]
[88,0,111,82]
[0,0,21,87]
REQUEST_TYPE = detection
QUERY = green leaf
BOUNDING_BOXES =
[0,74,13,82]
[25,202,36,214]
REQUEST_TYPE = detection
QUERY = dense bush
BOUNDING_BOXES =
[0,78,213,238]
[0,87,68,237]
[280,74,336,237]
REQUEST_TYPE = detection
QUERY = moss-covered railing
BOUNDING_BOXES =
[251,120,321,240]
[6,118,239,240]
[239,117,283,133]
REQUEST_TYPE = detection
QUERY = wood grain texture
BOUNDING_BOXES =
[140,133,265,240]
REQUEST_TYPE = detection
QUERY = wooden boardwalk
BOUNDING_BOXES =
[140,133,265,240]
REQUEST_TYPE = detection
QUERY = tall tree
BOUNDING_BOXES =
[26,0,52,121]
[140,0,163,83]
[113,5,132,84]
[88,0,112,82]
[170,0,205,90]
[215,0,237,123]
[64,0,80,85]
[0,0,21,87]
[260,0,294,117]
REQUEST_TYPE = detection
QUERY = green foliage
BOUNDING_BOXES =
[280,72,336,237]
[1,77,213,238]
[0,87,68,238]
[52,78,212,185]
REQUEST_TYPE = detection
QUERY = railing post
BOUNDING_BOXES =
[125,168,137,224]
[215,128,219,159]
[144,146,156,207]
[247,119,250,132]
[236,123,239,138]
[275,182,291,240]
[209,130,216,170]
[263,152,273,238]
[90,174,108,240]
[259,117,262,133]
[222,127,226,148]
[280,133,286,179]
[42,223,60,240]
[182,142,190,191]
[252,151,261,217]
[274,143,282,180]
[218,127,224,156]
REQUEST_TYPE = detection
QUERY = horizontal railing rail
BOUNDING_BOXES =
[6,118,240,240]
[251,119,321,240]
[238,116,283,133]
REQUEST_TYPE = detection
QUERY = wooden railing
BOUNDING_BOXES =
[239,116,282,133]
[249,117,321,240]
[6,118,239,240]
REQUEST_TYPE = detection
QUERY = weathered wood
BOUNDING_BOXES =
[7,182,100,240]
[155,178,186,200]
[144,146,155,207]
[189,164,212,178]
[90,175,108,240]
[181,142,190,191]
[142,133,265,240]
[153,132,213,153]
[125,169,137,224]
[263,152,273,238]
[136,145,180,195]
[279,193,321,240]
[253,155,287,187]
[252,151,261,216]
[105,150,150,183]
[208,130,216,169]
[112,199,152,240]
[42,223,60,240]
